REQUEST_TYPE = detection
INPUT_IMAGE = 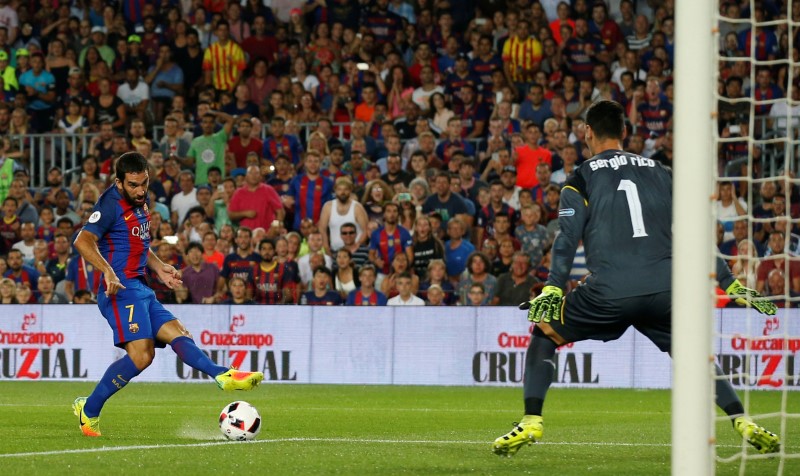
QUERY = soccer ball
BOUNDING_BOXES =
[219,401,262,441]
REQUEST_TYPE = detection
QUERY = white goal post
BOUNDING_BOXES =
[672,0,716,475]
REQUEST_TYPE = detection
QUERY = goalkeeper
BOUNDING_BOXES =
[492,100,780,457]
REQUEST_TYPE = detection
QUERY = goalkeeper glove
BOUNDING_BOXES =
[725,279,778,316]
[519,285,564,323]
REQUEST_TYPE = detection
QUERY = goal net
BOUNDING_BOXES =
[675,1,800,474]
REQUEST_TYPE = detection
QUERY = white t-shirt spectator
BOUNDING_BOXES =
[297,252,333,287]
[412,85,444,111]
[11,240,34,261]
[117,81,150,107]
[170,189,199,225]
[387,294,425,306]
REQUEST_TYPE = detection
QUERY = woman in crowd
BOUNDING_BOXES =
[492,237,516,277]
[456,251,497,305]
[361,179,394,227]
[90,78,126,132]
[418,259,455,305]
[429,92,454,133]
[333,248,359,299]
[410,215,444,280]
[380,252,419,299]
[0,278,18,304]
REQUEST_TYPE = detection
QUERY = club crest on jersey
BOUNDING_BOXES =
[129,323,139,333]
[559,208,576,217]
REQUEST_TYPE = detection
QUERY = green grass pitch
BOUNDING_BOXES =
[0,382,796,475]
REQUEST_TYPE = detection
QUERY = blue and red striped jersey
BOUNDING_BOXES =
[288,174,334,230]
[82,185,151,281]
[369,226,412,274]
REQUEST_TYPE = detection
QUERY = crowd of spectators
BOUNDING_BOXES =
[0,0,796,307]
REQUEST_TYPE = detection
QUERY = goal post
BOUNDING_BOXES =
[672,0,717,474]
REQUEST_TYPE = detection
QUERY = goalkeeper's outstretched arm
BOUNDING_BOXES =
[716,256,777,315]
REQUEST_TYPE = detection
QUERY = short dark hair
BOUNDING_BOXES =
[313,265,332,279]
[585,100,625,141]
[186,242,203,254]
[115,152,148,182]
[259,238,275,250]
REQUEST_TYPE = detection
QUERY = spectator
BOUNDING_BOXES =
[37,274,68,304]
[731,239,760,290]
[418,259,455,304]
[456,251,497,305]
[145,45,184,123]
[387,272,425,306]
[117,65,150,121]
[0,277,18,304]
[515,123,553,189]
[187,109,235,185]
[228,165,284,232]
[19,52,56,132]
[435,117,475,165]
[412,65,444,111]
[263,116,304,167]
[221,226,261,299]
[4,248,38,294]
[301,265,342,305]
[287,150,334,231]
[717,181,747,242]
[422,171,471,229]
[369,202,413,277]
[203,21,246,93]
[518,84,553,127]
[337,221,371,269]
[502,19,542,96]
[465,282,488,306]
[444,217,475,281]
[411,215,445,280]
[318,176,369,252]
[228,117,263,169]
[221,276,255,305]
[11,221,36,261]
[381,252,419,299]
[182,242,224,304]
[45,234,71,285]
[494,251,540,306]
[756,231,800,294]
[253,237,300,304]
[424,283,446,306]
[298,229,334,287]
[333,248,359,299]
[224,83,260,119]
[346,264,388,306]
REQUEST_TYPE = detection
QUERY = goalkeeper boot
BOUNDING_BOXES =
[215,368,264,391]
[72,397,101,437]
[734,416,780,454]
[492,415,543,457]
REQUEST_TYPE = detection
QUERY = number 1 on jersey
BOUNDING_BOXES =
[617,179,649,238]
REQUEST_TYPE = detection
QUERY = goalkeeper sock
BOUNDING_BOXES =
[523,330,558,416]
[714,363,745,422]
[171,336,228,377]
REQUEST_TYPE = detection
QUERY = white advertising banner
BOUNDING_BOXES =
[0,305,796,390]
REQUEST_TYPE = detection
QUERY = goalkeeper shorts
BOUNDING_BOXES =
[549,287,672,352]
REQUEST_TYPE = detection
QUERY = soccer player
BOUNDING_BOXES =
[492,101,780,457]
[71,152,263,437]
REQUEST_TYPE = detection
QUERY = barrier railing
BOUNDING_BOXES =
[7,133,97,188]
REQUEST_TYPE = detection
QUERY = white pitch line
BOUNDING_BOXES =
[0,437,758,459]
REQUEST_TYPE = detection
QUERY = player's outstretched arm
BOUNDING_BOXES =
[147,249,183,289]
[74,230,126,296]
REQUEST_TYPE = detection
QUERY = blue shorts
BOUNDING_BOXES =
[97,278,176,349]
